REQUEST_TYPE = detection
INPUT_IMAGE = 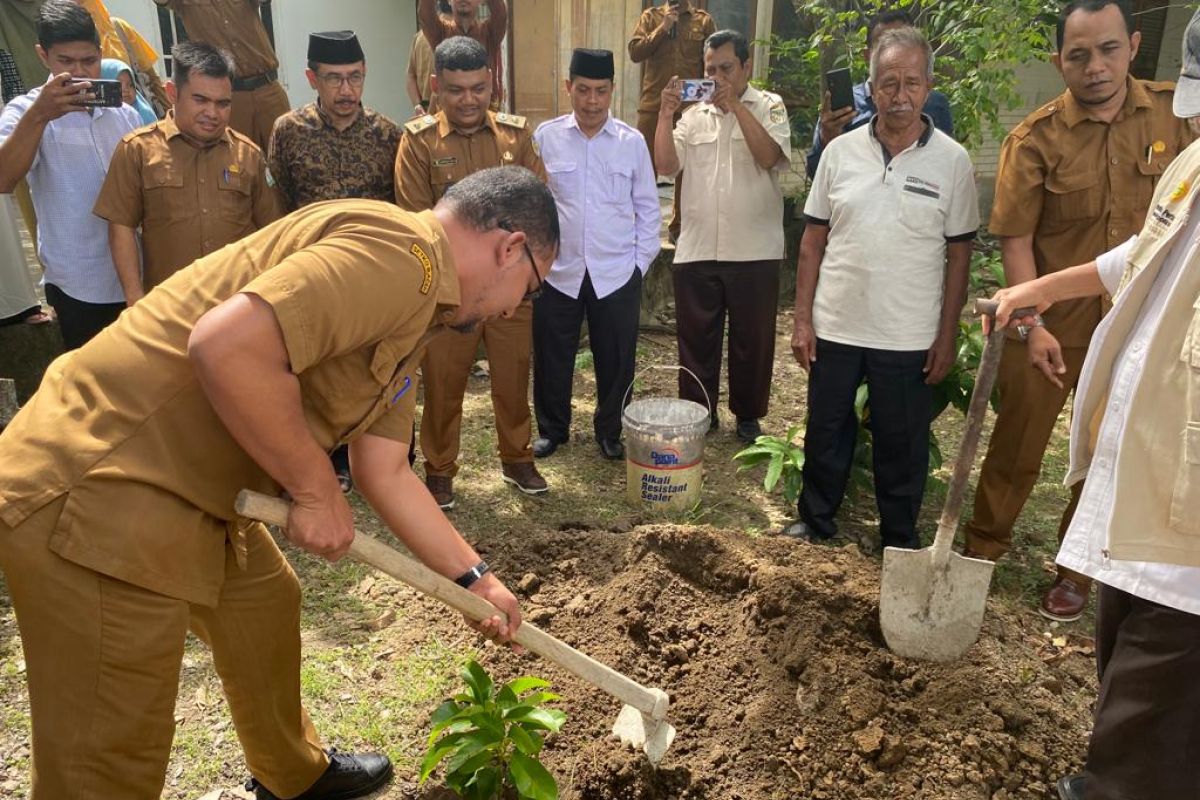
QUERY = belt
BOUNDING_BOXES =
[232,70,278,92]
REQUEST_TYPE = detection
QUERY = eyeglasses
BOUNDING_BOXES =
[499,220,544,300]
[317,71,365,88]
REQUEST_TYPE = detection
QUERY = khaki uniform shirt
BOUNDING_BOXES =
[94,113,280,289]
[989,78,1193,347]
[269,102,402,212]
[154,0,278,78]
[419,1,507,105]
[0,201,458,606]
[408,31,435,106]
[395,110,546,211]
[627,3,715,114]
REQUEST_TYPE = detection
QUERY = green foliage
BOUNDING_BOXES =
[421,661,566,800]
[770,0,1059,151]
[732,425,806,505]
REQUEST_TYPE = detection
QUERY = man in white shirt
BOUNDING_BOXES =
[655,29,791,443]
[789,27,978,549]
[0,0,139,349]
[532,48,661,460]
[988,12,1200,799]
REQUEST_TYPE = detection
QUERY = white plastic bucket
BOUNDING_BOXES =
[622,367,710,510]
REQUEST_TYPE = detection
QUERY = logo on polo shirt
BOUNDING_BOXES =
[902,175,941,200]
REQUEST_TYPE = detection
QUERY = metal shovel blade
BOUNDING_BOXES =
[612,701,677,766]
[880,546,995,662]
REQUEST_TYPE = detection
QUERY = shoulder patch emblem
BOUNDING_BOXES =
[411,243,434,295]
[769,103,788,125]
[404,115,438,136]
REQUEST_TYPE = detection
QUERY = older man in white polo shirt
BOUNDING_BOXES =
[533,48,661,461]
[0,0,139,349]
[789,26,978,550]
[655,29,792,443]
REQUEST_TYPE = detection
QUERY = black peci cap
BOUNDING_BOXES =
[307,30,365,65]
[569,48,614,80]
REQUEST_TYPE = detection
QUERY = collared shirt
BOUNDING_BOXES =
[1057,208,1200,615]
[804,117,979,351]
[989,77,1192,347]
[806,82,953,177]
[0,201,457,607]
[94,112,279,288]
[668,85,792,263]
[419,1,507,105]
[534,113,661,299]
[395,110,546,212]
[269,102,401,212]
[154,0,278,78]
[0,86,140,303]
[627,2,715,114]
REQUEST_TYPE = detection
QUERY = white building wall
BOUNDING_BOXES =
[105,0,418,124]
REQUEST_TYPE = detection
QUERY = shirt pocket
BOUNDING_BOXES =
[687,128,720,168]
[1169,304,1200,536]
[898,189,945,231]
[141,162,185,225]
[1044,168,1100,223]
[1135,142,1178,210]
[605,164,633,203]
[544,160,579,196]
[217,172,252,222]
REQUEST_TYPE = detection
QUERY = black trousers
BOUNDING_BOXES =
[672,259,779,420]
[1084,583,1200,799]
[44,283,124,351]
[798,338,931,549]
[533,270,642,443]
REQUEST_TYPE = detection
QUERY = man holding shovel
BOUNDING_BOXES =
[0,167,552,799]
[988,12,1200,798]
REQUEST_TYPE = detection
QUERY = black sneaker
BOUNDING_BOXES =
[735,417,763,443]
[247,749,393,800]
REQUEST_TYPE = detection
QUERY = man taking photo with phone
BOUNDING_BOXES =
[0,0,140,349]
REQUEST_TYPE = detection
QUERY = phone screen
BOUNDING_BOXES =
[679,79,716,103]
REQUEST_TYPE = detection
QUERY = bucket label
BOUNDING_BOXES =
[627,461,703,508]
[651,448,681,466]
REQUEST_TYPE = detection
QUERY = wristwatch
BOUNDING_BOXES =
[454,561,491,589]
[1017,313,1045,341]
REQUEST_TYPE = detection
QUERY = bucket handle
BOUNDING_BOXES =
[622,365,713,416]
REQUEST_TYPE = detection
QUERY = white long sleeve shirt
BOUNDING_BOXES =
[534,113,661,299]
[1057,204,1200,615]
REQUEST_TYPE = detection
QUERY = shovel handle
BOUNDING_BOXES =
[973,299,1039,320]
[235,490,668,720]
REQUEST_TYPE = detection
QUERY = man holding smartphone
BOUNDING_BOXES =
[0,0,140,349]
[806,9,953,177]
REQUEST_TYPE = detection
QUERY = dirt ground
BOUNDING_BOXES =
[0,311,1095,800]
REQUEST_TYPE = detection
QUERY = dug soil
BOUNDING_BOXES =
[397,523,1097,800]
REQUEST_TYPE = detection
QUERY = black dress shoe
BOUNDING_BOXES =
[735,417,763,443]
[248,749,393,800]
[598,438,625,460]
[1056,775,1085,800]
[532,436,562,458]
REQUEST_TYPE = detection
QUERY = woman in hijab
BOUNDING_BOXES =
[101,58,157,126]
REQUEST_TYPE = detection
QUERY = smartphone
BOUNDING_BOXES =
[825,67,854,112]
[67,78,124,108]
[679,78,716,104]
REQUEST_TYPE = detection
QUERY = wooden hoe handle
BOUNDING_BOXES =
[235,490,668,720]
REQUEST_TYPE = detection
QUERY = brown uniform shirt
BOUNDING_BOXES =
[990,78,1194,347]
[627,3,715,114]
[95,113,280,288]
[154,0,278,78]
[419,0,507,105]
[395,110,546,210]
[269,102,402,212]
[0,202,458,606]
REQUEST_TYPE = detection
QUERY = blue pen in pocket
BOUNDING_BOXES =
[391,376,413,405]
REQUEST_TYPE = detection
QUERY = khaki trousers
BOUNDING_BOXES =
[231,80,291,155]
[420,302,534,476]
[964,338,1090,585]
[637,109,681,240]
[0,495,327,799]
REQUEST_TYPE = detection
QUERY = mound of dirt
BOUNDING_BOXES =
[404,524,1096,800]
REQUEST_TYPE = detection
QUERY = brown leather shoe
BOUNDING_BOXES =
[1039,576,1088,622]
[425,474,455,510]
[502,461,548,495]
